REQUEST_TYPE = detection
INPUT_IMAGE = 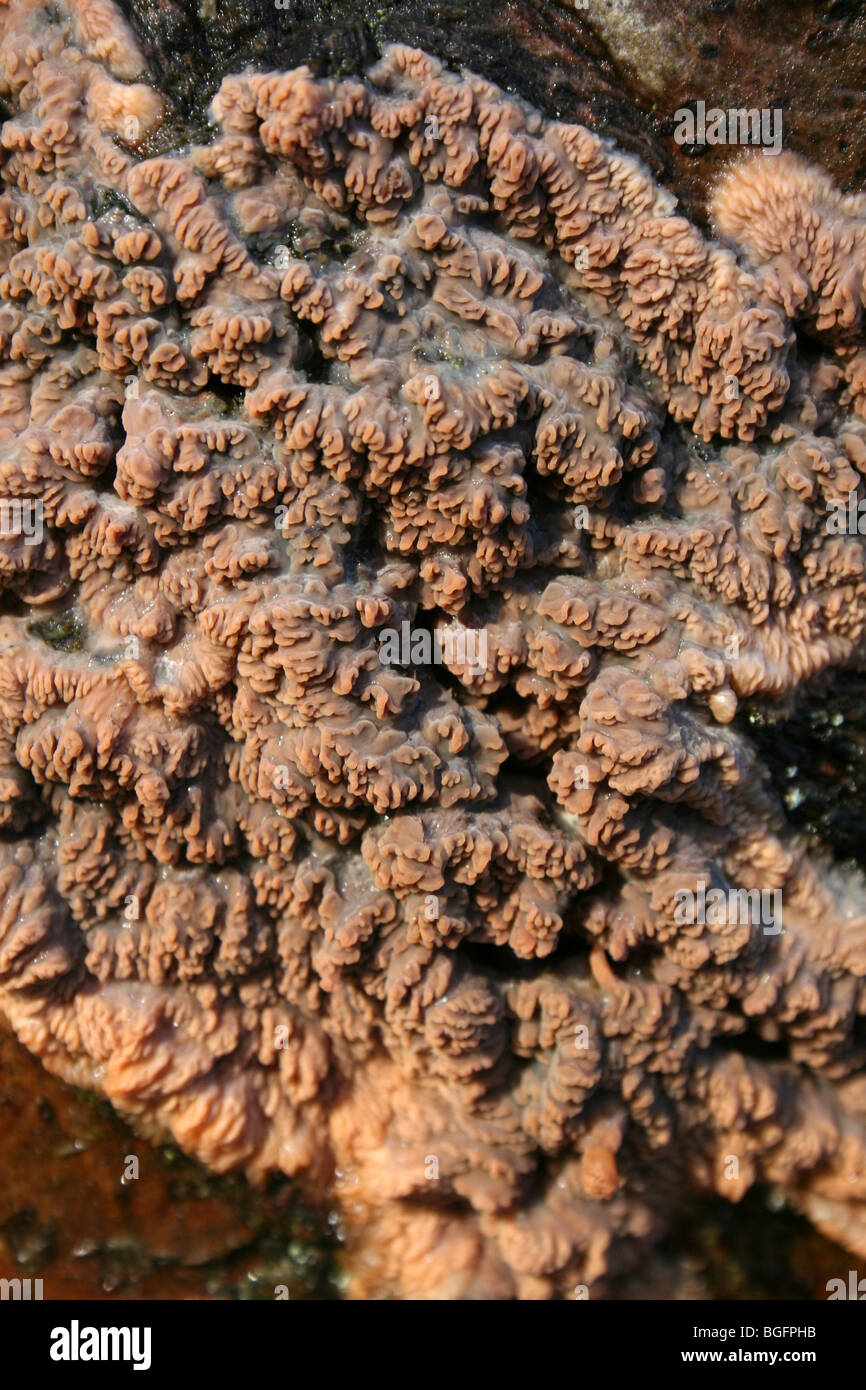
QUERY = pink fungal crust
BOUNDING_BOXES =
[2,0,866,1297]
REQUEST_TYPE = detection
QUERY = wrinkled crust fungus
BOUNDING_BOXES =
[2,0,866,1299]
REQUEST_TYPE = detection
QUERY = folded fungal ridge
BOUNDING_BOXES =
[2,0,866,1297]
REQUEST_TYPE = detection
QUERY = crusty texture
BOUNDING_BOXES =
[713,151,866,421]
[3,0,866,1299]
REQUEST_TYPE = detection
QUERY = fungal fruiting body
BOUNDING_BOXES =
[2,0,866,1298]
